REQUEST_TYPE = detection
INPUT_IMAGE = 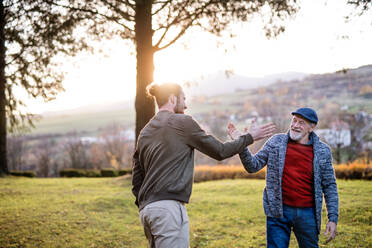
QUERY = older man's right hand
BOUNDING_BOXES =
[228,120,275,141]
[248,119,276,141]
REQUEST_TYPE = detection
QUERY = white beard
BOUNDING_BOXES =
[289,129,304,141]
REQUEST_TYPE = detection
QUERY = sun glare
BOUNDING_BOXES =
[26,40,136,114]
[24,0,372,114]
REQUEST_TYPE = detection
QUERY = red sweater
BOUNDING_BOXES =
[282,141,314,207]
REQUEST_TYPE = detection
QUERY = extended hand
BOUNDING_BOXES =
[227,122,242,140]
[324,221,337,243]
[227,120,275,141]
[248,119,276,141]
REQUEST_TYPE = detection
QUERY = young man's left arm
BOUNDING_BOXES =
[321,147,339,243]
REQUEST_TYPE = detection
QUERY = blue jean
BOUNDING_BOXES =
[267,204,318,248]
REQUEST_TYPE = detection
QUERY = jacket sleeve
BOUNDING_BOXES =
[184,115,253,161]
[239,140,271,173]
[321,148,339,224]
[131,148,144,208]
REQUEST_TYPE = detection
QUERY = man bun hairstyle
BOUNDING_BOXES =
[146,82,182,107]
[147,83,159,97]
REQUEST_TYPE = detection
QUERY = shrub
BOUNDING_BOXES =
[10,171,36,178]
[334,164,349,179]
[60,169,86,177]
[59,168,130,177]
[85,169,101,177]
[118,169,132,176]
[194,165,265,183]
[100,169,119,177]
[365,171,372,181]
[193,161,372,183]
[334,161,371,180]
[60,169,102,177]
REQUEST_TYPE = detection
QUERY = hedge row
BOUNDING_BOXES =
[194,165,265,183]
[9,162,372,180]
[9,171,36,178]
[193,162,372,183]
[59,168,132,178]
[335,163,372,180]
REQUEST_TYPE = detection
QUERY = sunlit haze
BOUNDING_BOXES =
[24,0,372,114]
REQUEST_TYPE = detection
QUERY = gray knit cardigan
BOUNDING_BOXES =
[239,132,339,233]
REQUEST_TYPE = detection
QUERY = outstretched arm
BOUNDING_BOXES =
[228,119,275,142]
[228,121,274,173]
[185,116,274,161]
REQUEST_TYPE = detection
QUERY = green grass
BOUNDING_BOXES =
[0,178,371,248]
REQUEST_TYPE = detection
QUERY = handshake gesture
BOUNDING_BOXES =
[227,119,276,141]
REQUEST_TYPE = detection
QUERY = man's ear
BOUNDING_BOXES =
[169,94,177,105]
[310,123,316,132]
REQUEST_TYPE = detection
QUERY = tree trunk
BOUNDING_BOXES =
[0,1,8,176]
[336,144,341,164]
[134,0,155,143]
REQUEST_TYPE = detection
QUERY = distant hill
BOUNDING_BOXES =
[29,65,372,135]
[267,64,372,113]
[42,100,133,117]
[185,71,308,96]
[272,64,372,99]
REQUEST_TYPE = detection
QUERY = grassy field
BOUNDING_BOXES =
[30,99,230,135]
[0,177,371,248]
[32,108,135,135]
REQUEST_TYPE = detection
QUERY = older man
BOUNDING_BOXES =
[228,107,339,248]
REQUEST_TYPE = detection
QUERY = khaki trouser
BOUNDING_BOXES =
[139,200,189,248]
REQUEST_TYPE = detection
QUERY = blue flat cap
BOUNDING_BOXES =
[291,107,318,124]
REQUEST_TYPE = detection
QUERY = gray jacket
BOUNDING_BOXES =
[239,132,338,233]
[132,110,253,210]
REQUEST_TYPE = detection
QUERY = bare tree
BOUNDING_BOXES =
[0,0,95,175]
[334,112,372,162]
[45,0,299,143]
[97,123,134,169]
[64,135,90,169]
[329,120,351,164]
[36,140,55,177]
[90,143,105,169]
[6,135,26,171]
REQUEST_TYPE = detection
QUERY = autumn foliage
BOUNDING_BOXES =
[194,161,372,183]
[335,161,372,180]
[194,165,265,183]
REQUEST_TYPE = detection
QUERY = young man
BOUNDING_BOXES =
[228,107,339,248]
[132,83,275,248]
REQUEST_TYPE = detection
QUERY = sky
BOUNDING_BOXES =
[24,0,372,114]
